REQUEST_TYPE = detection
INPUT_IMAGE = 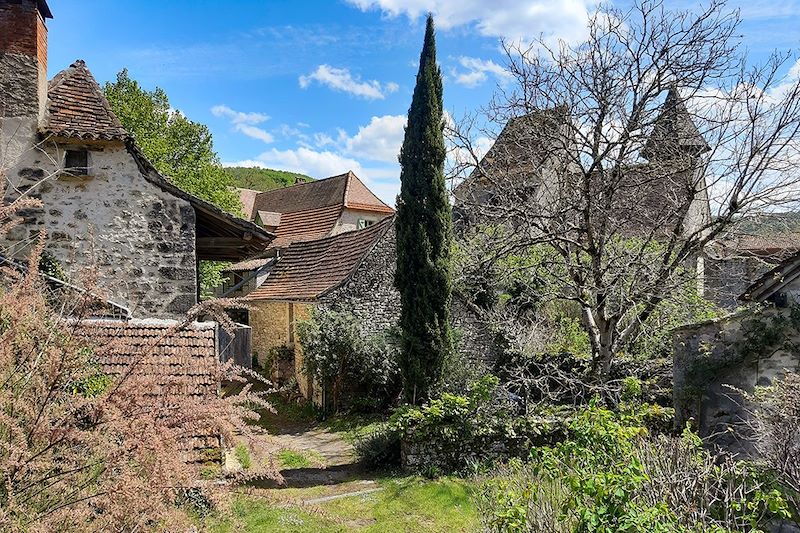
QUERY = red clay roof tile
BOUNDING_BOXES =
[246,215,393,301]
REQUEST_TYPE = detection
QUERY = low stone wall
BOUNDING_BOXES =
[673,304,800,455]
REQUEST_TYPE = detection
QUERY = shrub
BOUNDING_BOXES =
[354,425,402,469]
[390,376,557,474]
[0,234,278,529]
[297,309,400,413]
[476,404,794,532]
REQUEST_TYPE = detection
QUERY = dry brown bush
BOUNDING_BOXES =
[0,176,278,531]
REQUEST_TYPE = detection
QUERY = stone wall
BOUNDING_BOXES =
[249,300,290,365]
[0,133,198,318]
[248,300,315,399]
[319,222,401,337]
[704,254,783,310]
[673,304,800,455]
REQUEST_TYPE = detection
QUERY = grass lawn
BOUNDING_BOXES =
[202,476,479,532]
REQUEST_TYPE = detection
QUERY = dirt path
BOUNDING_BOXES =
[245,418,380,496]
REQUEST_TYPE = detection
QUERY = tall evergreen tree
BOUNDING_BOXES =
[395,15,453,404]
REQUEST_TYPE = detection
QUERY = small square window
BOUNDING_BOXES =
[357,218,375,229]
[64,150,89,176]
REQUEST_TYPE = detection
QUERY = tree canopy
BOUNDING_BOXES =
[104,69,241,215]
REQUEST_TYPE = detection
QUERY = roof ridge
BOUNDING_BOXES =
[342,170,353,207]
[255,171,347,195]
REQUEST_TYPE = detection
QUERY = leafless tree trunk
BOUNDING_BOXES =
[449,0,800,377]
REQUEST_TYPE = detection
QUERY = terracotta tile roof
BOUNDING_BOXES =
[42,60,130,141]
[237,171,393,249]
[225,257,274,272]
[269,204,344,249]
[72,319,218,398]
[246,171,394,218]
[246,216,394,301]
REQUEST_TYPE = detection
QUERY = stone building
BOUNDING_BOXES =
[0,0,271,319]
[218,171,394,298]
[238,170,394,250]
[453,89,711,240]
[673,251,800,454]
[243,216,398,399]
[0,0,270,456]
[704,214,800,309]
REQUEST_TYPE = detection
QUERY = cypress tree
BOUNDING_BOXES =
[395,15,453,404]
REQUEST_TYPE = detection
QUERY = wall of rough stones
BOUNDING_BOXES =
[319,223,401,337]
[0,128,198,318]
[673,303,800,455]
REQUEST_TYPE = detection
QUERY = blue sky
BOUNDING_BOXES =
[48,1,800,204]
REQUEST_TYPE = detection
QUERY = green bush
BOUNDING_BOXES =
[355,425,402,469]
[390,376,556,474]
[477,404,794,532]
[297,309,400,413]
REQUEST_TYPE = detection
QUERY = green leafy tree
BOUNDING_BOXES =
[395,15,453,404]
[104,70,242,295]
[104,69,241,213]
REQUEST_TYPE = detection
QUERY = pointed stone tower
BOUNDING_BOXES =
[642,87,710,161]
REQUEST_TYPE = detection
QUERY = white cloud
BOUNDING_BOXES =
[452,56,512,87]
[223,115,410,204]
[345,0,592,43]
[345,115,406,162]
[299,65,399,100]
[211,104,274,143]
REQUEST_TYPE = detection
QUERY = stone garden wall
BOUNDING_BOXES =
[673,304,800,455]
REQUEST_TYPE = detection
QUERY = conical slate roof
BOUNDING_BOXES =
[642,87,709,160]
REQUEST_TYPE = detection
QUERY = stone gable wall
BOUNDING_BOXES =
[319,223,400,337]
[0,127,198,318]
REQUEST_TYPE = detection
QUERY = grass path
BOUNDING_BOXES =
[201,404,480,532]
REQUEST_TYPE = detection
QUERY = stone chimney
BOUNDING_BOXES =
[0,0,52,121]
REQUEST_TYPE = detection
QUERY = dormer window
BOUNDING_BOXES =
[64,149,89,176]
[357,218,375,230]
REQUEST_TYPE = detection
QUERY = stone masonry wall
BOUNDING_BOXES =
[319,223,400,337]
[0,130,198,318]
[0,0,46,119]
[673,305,800,455]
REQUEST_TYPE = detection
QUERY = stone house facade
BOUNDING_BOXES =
[673,251,800,454]
[218,171,395,299]
[0,1,271,319]
[238,171,394,250]
[244,217,398,400]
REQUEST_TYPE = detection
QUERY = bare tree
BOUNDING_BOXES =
[449,0,800,376]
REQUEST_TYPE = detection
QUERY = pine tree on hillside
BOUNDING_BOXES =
[395,15,453,404]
